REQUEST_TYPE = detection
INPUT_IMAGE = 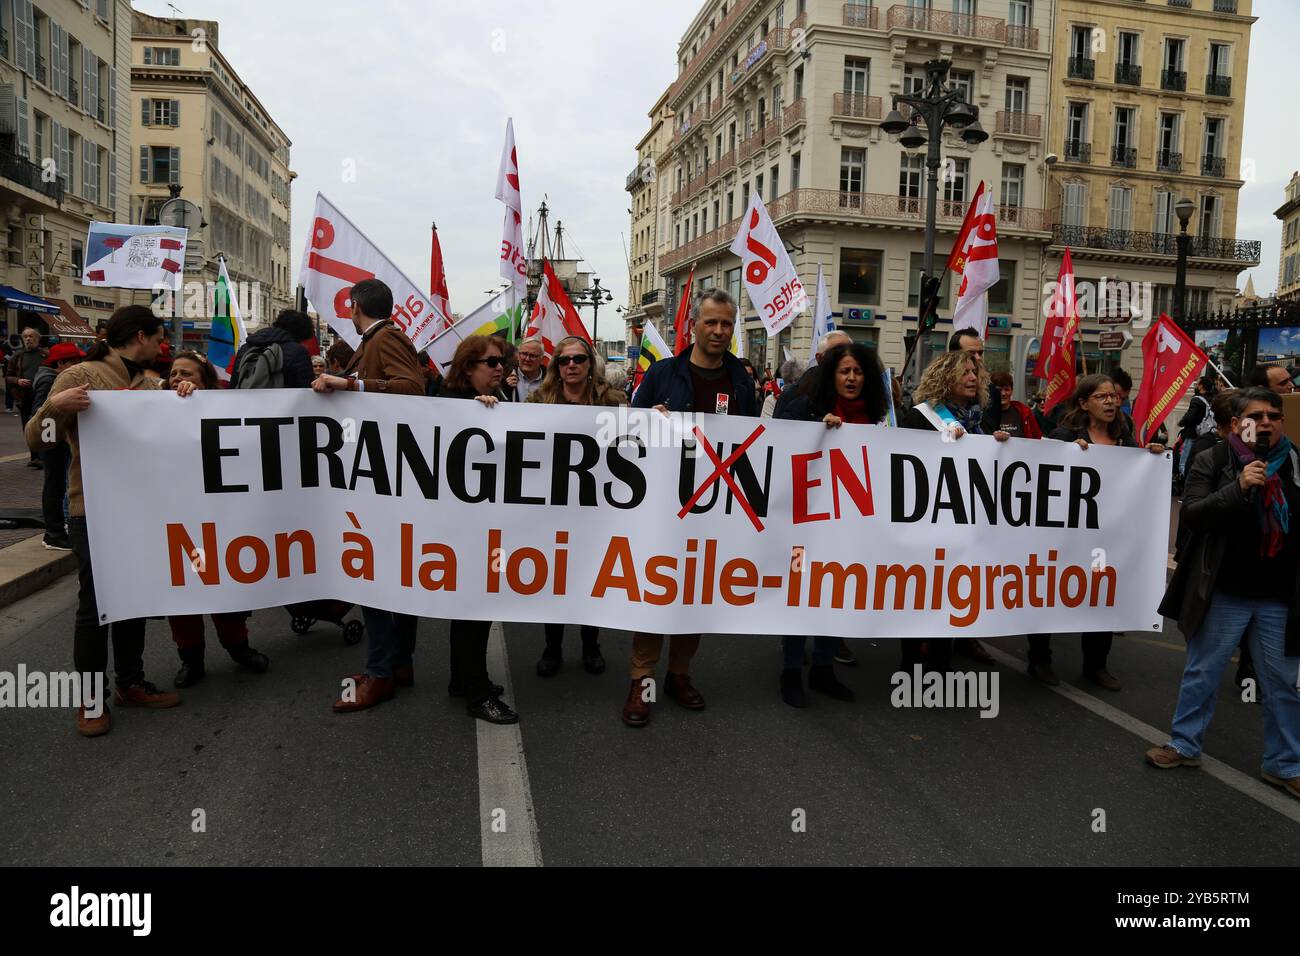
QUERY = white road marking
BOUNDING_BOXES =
[477,622,542,867]
[983,643,1300,825]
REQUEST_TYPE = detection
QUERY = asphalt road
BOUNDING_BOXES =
[2,573,1298,867]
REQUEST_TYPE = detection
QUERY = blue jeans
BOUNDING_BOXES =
[783,635,835,669]
[1169,592,1300,779]
[362,608,418,679]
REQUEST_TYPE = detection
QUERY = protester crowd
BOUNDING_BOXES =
[12,280,1300,802]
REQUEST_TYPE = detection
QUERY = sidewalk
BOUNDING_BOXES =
[0,409,76,607]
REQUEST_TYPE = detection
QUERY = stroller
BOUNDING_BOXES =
[286,600,364,645]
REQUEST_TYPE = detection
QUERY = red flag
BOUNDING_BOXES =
[946,180,986,275]
[1131,314,1209,447]
[525,259,590,358]
[1036,248,1080,413]
[430,223,451,332]
[673,266,695,356]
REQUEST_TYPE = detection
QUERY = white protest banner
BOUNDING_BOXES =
[83,222,187,291]
[298,193,450,353]
[80,393,1172,638]
[729,192,808,336]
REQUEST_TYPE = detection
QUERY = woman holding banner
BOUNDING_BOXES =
[1048,374,1166,691]
[439,335,519,724]
[164,352,270,688]
[527,335,626,678]
[774,342,889,707]
[898,351,1011,673]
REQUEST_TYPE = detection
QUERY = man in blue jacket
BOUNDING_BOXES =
[623,288,755,727]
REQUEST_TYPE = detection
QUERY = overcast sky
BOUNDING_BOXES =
[134,0,1297,336]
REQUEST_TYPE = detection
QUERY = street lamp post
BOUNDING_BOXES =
[1173,197,1196,323]
[880,60,987,378]
[570,276,614,337]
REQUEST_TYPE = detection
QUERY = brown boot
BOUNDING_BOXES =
[333,674,396,713]
[622,677,651,727]
[664,672,706,710]
[113,680,180,709]
[77,705,112,737]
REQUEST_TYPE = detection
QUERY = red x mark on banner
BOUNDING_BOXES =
[677,423,767,532]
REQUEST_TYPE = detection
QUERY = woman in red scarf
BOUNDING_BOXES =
[774,343,889,708]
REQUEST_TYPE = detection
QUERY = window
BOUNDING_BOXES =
[1200,195,1221,239]
[1164,37,1184,72]
[1208,42,1229,78]
[1005,77,1029,114]
[1157,113,1180,170]
[793,64,804,100]
[840,147,866,195]
[728,121,736,152]
[839,248,882,305]
[742,182,750,211]
[1008,0,1031,29]
[903,65,925,97]
[726,267,741,305]
[755,173,763,202]
[791,152,801,189]
[140,145,180,184]
[844,57,869,95]
[142,98,180,127]
[72,239,83,278]
[988,261,1017,314]
[1117,32,1140,67]
[1062,182,1086,228]
[899,154,923,211]
[1114,107,1134,150]
[908,252,951,309]
[1154,190,1176,247]
[944,158,969,205]
[1204,117,1223,158]
[142,47,180,67]
[1066,101,1088,153]
[1108,185,1133,233]
[1001,164,1025,207]
[770,165,779,202]
[950,70,974,105]
[1070,26,1092,61]
[726,191,734,221]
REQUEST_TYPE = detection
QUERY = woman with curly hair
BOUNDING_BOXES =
[527,336,625,676]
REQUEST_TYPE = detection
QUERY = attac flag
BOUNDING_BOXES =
[1035,248,1081,414]
[808,264,833,367]
[496,118,527,299]
[298,193,450,353]
[730,192,807,335]
[950,184,999,337]
[430,222,452,332]
[633,321,671,396]
[673,266,695,356]
[205,256,247,383]
[526,259,590,357]
[1131,315,1209,447]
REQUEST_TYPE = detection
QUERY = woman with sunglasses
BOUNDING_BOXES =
[165,351,270,686]
[1046,374,1165,692]
[438,335,519,723]
[526,336,626,677]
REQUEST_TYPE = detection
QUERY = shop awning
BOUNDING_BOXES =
[0,285,61,315]
[47,299,97,339]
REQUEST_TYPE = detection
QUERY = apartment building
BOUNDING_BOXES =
[1276,171,1300,303]
[624,87,673,346]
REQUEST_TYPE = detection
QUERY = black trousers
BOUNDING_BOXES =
[69,517,147,689]
[40,441,70,538]
[17,395,37,460]
[544,623,599,653]
[448,619,494,703]
[900,638,952,672]
[1028,633,1112,671]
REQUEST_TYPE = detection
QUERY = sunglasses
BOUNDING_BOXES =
[556,354,590,367]
[1245,411,1284,423]
[472,356,505,369]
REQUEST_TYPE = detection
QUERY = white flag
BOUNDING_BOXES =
[808,264,834,367]
[496,118,527,296]
[729,192,808,336]
[298,193,450,352]
[950,189,1000,337]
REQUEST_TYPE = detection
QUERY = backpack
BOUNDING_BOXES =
[233,343,285,389]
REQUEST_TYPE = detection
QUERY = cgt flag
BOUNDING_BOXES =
[730,192,807,336]
[950,183,999,337]
[1131,314,1209,447]
[674,266,695,356]
[1035,248,1080,414]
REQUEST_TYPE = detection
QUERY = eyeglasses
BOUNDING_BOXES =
[1089,394,1119,404]
[472,356,505,369]
[556,354,590,367]
[1246,411,1284,423]
[519,351,543,360]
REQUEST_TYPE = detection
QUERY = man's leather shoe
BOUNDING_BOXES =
[1085,668,1122,691]
[228,642,269,674]
[622,678,651,727]
[113,680,180,709]
[333,674,396,713]
[174,661,205,688]
[468,695,518,724]
[582,648,606,675]
[536,650,562,677]
[77,705,111,737]
[664,672,705,710]
[1027,662,1060,686]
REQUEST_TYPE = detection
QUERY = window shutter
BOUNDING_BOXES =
[82,139,91,201]
[140,144,148,183]
[109,153,117,213]
[172,99,180,127]
[16,96,29,159]
[169,147,180,184]
[15,0,35,78]
[108,66,117,129]
[50,24,62,98]
[59,27,70,101]
[141,97,150,126]
[83,49,96,119]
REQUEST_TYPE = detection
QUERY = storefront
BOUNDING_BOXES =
[47,299,99,342]
[0,285,63,346]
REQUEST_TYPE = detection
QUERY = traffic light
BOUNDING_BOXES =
[919,274,942,333]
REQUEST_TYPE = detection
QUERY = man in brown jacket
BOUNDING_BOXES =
[313,279,426,712]
[26,306,196,737]
[7,326,48,466]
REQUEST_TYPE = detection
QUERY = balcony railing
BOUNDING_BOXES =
[1213,0,1238,11]
[640,289,665,308]
[1112,145,1137,168]
[1115,63,1142,86]
[627,164,648,192]
[782,98,806,132]
[886,5,1006,42]
[834,92,882,119]
[1067,57,1095,81]
[1161,69,1186,91]
[1156,150,1182,173]
[738,129,767,163]
[1168,0,1191,7]
[995,111,1041,137]
[1006,24,1039,50]
[842,3,879,29]
[669,0,760,106]
[713,150,735,180]
[1206,74,1232,97]
[1052,224,1260,263]
[1063,139,1092,163]
[1202,155,1227,177]
[0,149,65,203]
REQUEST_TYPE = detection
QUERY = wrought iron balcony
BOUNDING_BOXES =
[1006,24,1038,51]
[1206,74,1232,97]
[0,149,65,203]
[1051,224,1260,263]
[1156,150,1182,173]
[782,98,806,132]
[1114,63,1142,86]
[1067,57,1095,81]
[842,3,879,29]
[995,111,1041,137]
[1112,145,1137,169]
[1161,69,1186,91]
[833,92,882,119]
[1202,155,1227,177]
[1214,0,1238,11]
[1063,139,1092,163]
[886,4,1006,43]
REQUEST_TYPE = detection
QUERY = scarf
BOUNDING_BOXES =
[942,400,983,436]
[833,395,871,425]
[1228,433,1292,558]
